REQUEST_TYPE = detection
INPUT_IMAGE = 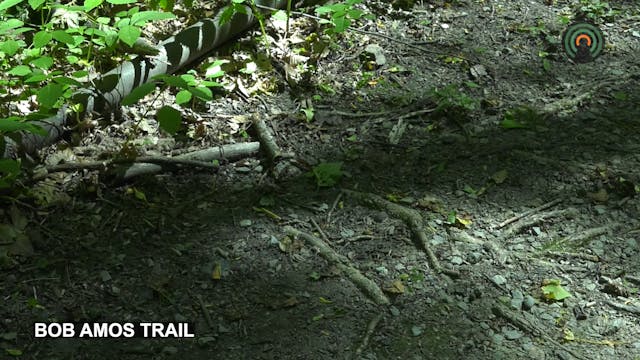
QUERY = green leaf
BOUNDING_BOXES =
[158,0,174,11]
[83,0,102,11]
[200,80,222,88]
[332,16,350,33]
[500,118,526,129]
[0,117,44,135]
[106,0,136,4]
[179,74,196,84]
[0,39,20,55]
[156,105,181,134]
[51,30,75,44]
[30,56,54,70]
[0,0,23,12]
[72,70,89,78]
[154,74,189,88]
[8,65,31,77]
[272,10,288,21]
[52,76,81,86]
[175,89,191,104]
[37,83,64,108]
[129,11,175,26]
[28,0,44,9]
[121,82,156,106]
[542,280,572,301]
[311,162,343,187]
[188,86,212,101]
[218,3,247,26]
[33,30,52,48]
[0,159,21,188]
[447,211,456,224]
[4,348,23,356]
[118,25,141,47]
[0,19,23,35]
[24,73,47,83]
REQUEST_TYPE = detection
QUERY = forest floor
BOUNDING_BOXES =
[2,0,640,359]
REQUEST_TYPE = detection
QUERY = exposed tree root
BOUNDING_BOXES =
[284,225,390,306]
[491,303,588,360]
[342,189,460,278]
[352,313,383,358]
[497,208,580,242]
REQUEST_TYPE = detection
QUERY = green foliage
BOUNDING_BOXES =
[0,158,21,188]
[315,0,366,34]
[156,105,181,134]
[541,279,572,302]
[0,0,176,189]
[578,0,618,22]
[500,105,545,130]
[430,84,477,118]
[310,162,343,187]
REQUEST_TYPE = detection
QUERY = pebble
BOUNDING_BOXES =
[510,290,524,310]
[523,295,535,311]
[491,274,507,286]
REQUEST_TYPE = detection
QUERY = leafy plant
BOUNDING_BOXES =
[430,84,477,118]
[309,162,343,187]
[315,0,365,34]
[578,0,618,22]
[500,105,545,130]
[0,0,177,189]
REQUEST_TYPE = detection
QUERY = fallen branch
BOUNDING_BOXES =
[38,155,217,178]
[498,208,580,242]
[251,114,282,164]
[606,300,640,315]
[121,142,260,180]
[496,198,563,229]
[284,225,390,305]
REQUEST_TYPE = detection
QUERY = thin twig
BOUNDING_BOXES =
[496,198,562,229]
[196,294,216,331]
[326,191,343,223]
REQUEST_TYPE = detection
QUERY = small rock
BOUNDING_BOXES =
[431,234,445,246]
[492,274,507,286]
[470,64,487,79]
[450,256,463,265]
[411,325,423,336]
[363,44,387,66]
[239,219,252,227]
[523,295,535,310]
[502,327,523,340]
[162,346,178,354]
[510,290,524,310]
[100,270,112,282]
